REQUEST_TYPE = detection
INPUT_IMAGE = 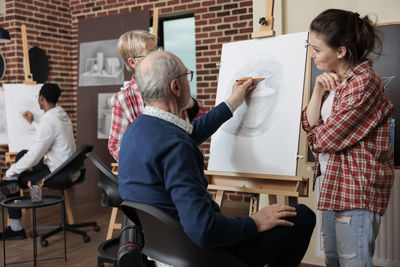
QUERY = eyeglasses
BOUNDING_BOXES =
[174,70,194,82]
[133,47,163,59]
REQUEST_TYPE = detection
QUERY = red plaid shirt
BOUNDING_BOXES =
[302,61,394,216]
[108,77,206,161]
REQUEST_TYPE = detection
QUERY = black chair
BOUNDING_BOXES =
[87,152,156,267]
[86,152,121,209]
[86,152,122,267]
[39,144,99,247]
[121,201,249,267]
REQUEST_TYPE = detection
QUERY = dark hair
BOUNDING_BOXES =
[310,9,383,68]
[39,83,61,104]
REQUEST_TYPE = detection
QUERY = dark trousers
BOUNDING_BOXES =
[2,150,50,219]
[223,204,316,267]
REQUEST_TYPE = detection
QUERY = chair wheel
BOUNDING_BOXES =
[83,235,90,242]
[94,225,100,232]
[41,239,49,247]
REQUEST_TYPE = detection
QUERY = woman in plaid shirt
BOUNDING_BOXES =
[302,9,394,267]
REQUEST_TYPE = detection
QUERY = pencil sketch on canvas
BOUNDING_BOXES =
[220,59,283,137]
[79,39,123,87]
[4,84,44,152]
[0,87,8,144]
[208,32,309,176]
[97,92,114,139]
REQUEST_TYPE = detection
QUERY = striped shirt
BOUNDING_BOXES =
[302,61,394,216]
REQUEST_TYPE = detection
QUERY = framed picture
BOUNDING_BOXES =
[79,39,123,87]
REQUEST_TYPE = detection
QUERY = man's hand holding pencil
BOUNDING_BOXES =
[226,77,258,111]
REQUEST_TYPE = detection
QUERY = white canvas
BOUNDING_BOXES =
[97,92,114,139]
[4,84,44,152]
[208,32,308,176]
[0,87,8,144]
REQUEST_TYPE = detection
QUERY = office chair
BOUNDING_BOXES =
[39,144,99,247]
[87,152,156,267]
[86,152,122,267]
[86,152,121,210]
[121,200,249,267]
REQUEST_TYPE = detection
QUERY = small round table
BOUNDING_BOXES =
[1,195,65,267]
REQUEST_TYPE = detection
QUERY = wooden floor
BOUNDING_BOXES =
[0,188,253,267]
[0,188,321,267]
[0,187,114,267]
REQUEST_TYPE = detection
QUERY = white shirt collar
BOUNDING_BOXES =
[143,106,193,134]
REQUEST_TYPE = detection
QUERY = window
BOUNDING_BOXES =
[153,14,197,97]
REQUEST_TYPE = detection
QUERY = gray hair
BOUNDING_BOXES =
[135,52,183,104]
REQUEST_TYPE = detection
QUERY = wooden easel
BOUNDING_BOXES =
[152,8,159,37]
[208,0,308,215]
[5,152,17,164]
[21,25,36,84]
[205,170,308,215]
[251,0,275,39]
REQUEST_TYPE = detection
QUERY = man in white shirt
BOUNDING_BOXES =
[0,83,76,240]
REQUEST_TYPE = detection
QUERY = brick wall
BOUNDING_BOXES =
[0,0,74,177]
[0,0,253,202]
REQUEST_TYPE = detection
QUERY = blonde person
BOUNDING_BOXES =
[302,9,394,266]
[108,30,205,161]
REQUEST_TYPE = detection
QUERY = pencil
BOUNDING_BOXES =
[236,78,265,82]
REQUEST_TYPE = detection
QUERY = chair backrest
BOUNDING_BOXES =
[121,201,248,267]
[44,144,93,190]
[86,152,122,207]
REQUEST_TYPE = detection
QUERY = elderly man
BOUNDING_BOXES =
[118,51,315,267]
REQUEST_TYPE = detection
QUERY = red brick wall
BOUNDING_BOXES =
[0,0,253,202]
[0,0,74,177]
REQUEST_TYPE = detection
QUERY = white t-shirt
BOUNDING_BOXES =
[318,90,335,177]
[6,106,76,177]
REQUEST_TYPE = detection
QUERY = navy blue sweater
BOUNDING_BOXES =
[119,102,258,248]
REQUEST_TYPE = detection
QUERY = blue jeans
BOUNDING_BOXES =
[322,209,381,267]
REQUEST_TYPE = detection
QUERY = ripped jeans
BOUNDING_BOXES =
[321,209,381,267]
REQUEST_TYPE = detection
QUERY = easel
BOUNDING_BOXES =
[3,25,39,226]
[21,25,36,84]
[5,152,17,165]
[251,0,275,39]
[207,0,309,215]
[106,8,160,240]
[205,170,308,215]
[4,27,83,226]
[5,25,36,186]
[152,8,159,37]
